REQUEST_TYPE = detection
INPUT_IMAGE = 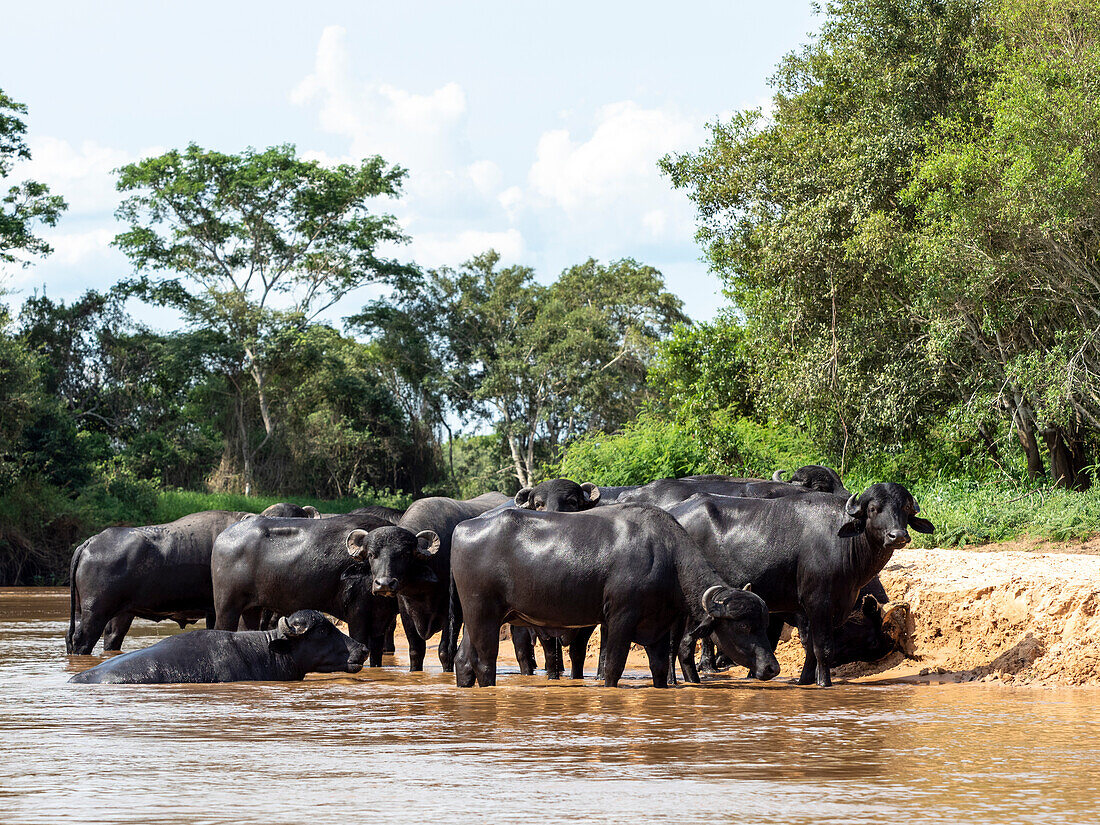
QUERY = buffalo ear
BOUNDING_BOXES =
[514,488,534,509]
[861,594,880,618]
[909,516,935,534]
[689,619,714,638]
[303,505,321,519]
[837,516,866,538]
[346,529,370,558]
[580,482,601,507]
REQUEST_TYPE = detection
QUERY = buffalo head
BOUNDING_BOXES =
[269,609,367,674]
[514,478,601,512]
[694,583,780,681]
[837,482,934,549]
[346,526,440,596]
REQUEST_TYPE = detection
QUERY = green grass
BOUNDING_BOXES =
[152,489,412,524]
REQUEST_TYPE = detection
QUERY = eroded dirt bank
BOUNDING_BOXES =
[776,547,1100,686]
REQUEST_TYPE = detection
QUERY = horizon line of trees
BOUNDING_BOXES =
[3,0,1100,584]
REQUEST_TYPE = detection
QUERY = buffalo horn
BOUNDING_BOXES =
[415,530,441,559]
[772,469,786,482]
[845,493,862,517]
[580,482,601,503]
[701,585,725,614]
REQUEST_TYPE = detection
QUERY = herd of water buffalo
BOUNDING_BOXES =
[66,466,932,688]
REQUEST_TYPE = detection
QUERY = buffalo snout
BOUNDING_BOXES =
[884,529,910,549]
[753,650,781,681]
[372,576,399,596]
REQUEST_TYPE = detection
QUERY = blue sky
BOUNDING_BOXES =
[1,1,819,324]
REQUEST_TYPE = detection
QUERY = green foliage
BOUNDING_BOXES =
[151,488,411,524]
[0,88,66,268]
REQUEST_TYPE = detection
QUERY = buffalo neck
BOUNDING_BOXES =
[671,540,730,624]
[258,630,304,680]
[845,532,894,589]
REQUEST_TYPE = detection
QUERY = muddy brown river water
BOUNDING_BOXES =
[3,587,1099,824]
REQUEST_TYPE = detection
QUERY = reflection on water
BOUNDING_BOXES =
[2,587,1099,824]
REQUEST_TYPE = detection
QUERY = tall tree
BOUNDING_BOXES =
[113,143,413,492]
[0,88,66,271]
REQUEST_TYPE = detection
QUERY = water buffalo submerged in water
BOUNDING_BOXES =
[669,483,933,686]
[210,513,399,666]
[66,509,257,654]
[450,503,780,688]
[69,610,365,684]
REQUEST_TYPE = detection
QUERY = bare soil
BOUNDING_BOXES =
[782,546,1100,687]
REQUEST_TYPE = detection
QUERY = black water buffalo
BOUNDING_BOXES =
[669,483,932,686]
[770,465,849,495]
[696,578,903,675]
[259,503,321,519]
[69,610,366,684]
[513,478,602,511]
[66,509,255,654]
[366,492,509,672]
[450,504,780,688]
[616,467,844,511]
[211,513,398,666]
[347,505,406,524]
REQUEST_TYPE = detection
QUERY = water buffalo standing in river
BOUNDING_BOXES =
[70,610,366,684]
[66,509,259,654]
[669,483,932,686]
[377,492,510,672]
[450,503,780,688]
[211,513,398,666]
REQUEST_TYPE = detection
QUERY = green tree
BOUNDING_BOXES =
[0,89,66,271]
[113,143,412,492]
[356,251,685,487]
[662,0,997,469]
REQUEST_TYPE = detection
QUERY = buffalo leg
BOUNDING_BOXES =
[401,611,427,672]
[540,634,562,680]
[238,607,263,632]
[645,633,673,689]
[512,627,537,675]
[102,614,134,652]
[368,634,386,667]
[383,615,396,654]
[568,625,596,679]
[798,613,834,687]
[469,623,500,688]
[204,611,217,629]
[440,574,463,673]
[600,616,637,688]
[699,636,717,674]
[455,633,477,687]
[678,632,701,684]
[70,604,113,655]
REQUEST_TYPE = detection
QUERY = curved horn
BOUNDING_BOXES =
[514,488,534,509]
[845,493,862,517]
[415,530,441,559]
[742,582,753,592]
[277,616,293,637]
[772,469,786,482]
[303,505,321,519]
[701,585,725,614]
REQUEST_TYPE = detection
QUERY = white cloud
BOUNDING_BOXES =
[527,101,700,213]
[291,25,469,176]
[22,137,132,215]
[410,229,525,268]
[46,228,117,266]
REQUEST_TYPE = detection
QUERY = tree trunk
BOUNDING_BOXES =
[1011,396,1045,480]
[1042,425,1091,491]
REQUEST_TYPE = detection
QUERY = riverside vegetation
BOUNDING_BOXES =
[4,0,1100,583]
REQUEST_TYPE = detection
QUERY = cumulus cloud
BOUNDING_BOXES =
[410,229,525,269]
[523,101,703,247]
[22,137,131,215]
